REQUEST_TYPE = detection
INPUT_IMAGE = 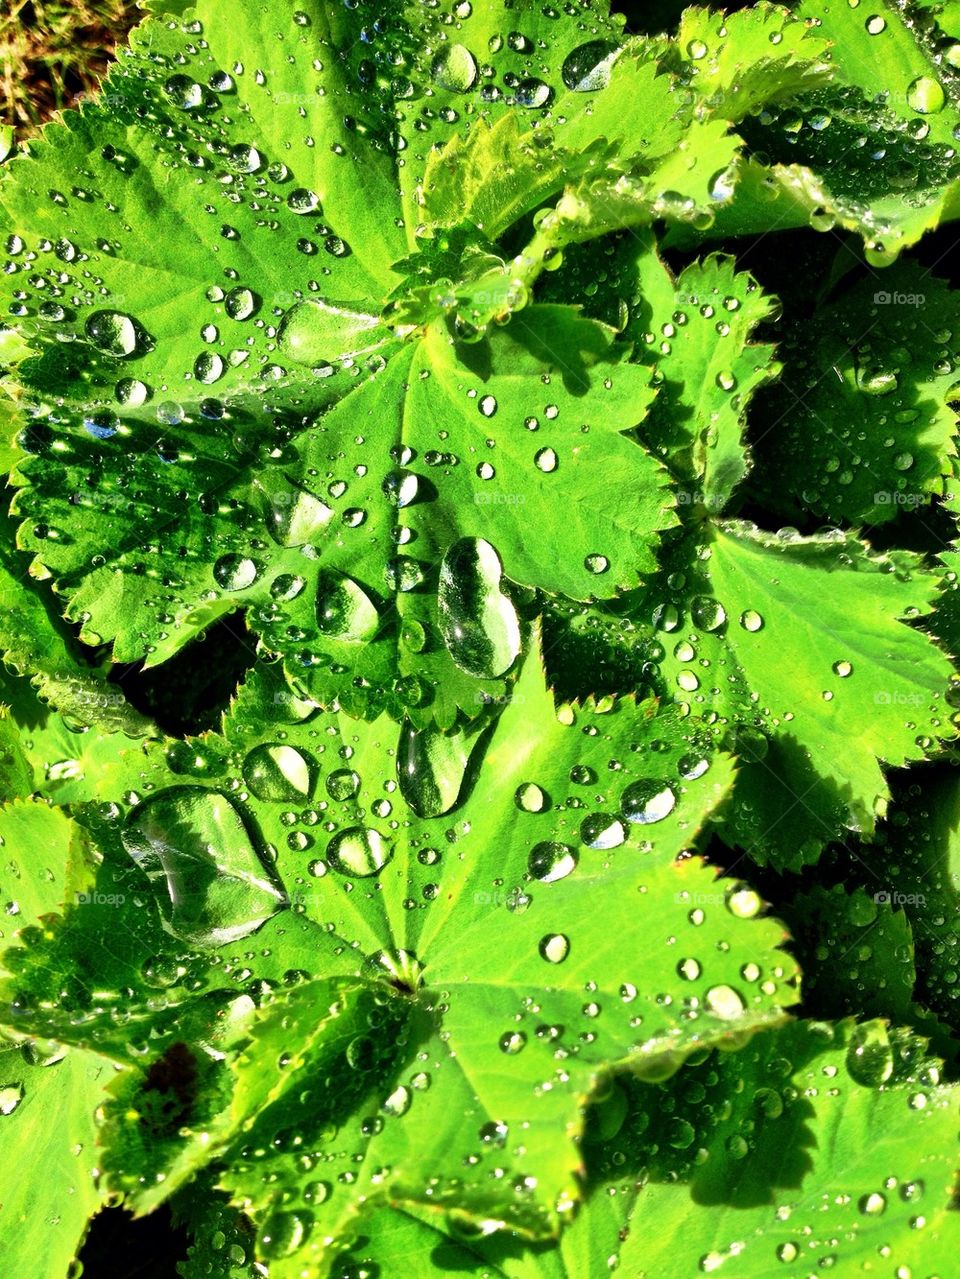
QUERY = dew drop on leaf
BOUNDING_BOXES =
[538,933,570,964]
[438,538,521,679]
[528,841,578,883]
[326,769,360,802]
[0,1082,24,1115]
[326,827,392,878]
[316,572,380,642]
[84,310,139,357]
[121,788,285,946]
[561,40,620,92]
[515,782,547,813]
[621,779,677,825]
[431,43,478,93]
[213,554,259,591]
[243,744,312,803]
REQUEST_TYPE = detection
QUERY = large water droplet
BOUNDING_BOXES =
[316,573,379,642]
[243,744,312,803]
[621,779,677,825]
[906,76,945,113]
[561,40,620,92]
[431,43,478,92]
[277,298,384,366]
[528,841,577,883]
[846,1022,894,1086]
[121,788,286,946]
[213,554,258,591]
[397,720,473,818]
[326,827,393,877]
[85,310,139,358]
[257,1209,306,1260]
[438,538,521,679]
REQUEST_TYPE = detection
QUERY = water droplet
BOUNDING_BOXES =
[739,609,764,632]
[257,1210,306,1260]
[431,43,478,92]
[621,780,676,825]
[194,351,224,384]
[906,76,945,113]
[580,813,626,849]
[398,721,472,818]
[121,788,285,946]
[326,769,360,802]
[0,1083,24,1115]
[528,841,578,883]
[846,1022,893,1086]
[832,660,852,678]
[687,38,708,59]
[859,1191,887,1215]
[316,573,379,642]
[704,985,745,1020]
[85,310,139,357]
[243,745,312,803]
[213,554,258,591]
[115,377,149,407]
[500,1030,527,1054]
[515,78,552,108]
[691,596,726,631]
[224,286,258,321]
[561,40,620,92]
[535,447,558,473]
[539,933,570,963]
[278,297,382,365]
[326,827,392,878]
[438,538,521,679]
[515,782,547,813]
[287,187,321,215]
[585,553,609,575]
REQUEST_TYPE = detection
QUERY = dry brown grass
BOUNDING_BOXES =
[0,0,140,133]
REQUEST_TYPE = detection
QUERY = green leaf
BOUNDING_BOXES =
[547,521,955,863]
[630,245,780,509]
[750,263,960,525]
[670,3,833,121]
[0,1044,111,1278]
[869,768,960,1031]
[0,521,153,738]
[63,643,798,1265]
[0,0,693,725]
[670,1,960,257]
[581,1019,960,1278]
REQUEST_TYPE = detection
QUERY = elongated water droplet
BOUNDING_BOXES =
[278,298,384,365]
[397,720,474,818]
[438,538,521,679]
[121,788,285,946]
